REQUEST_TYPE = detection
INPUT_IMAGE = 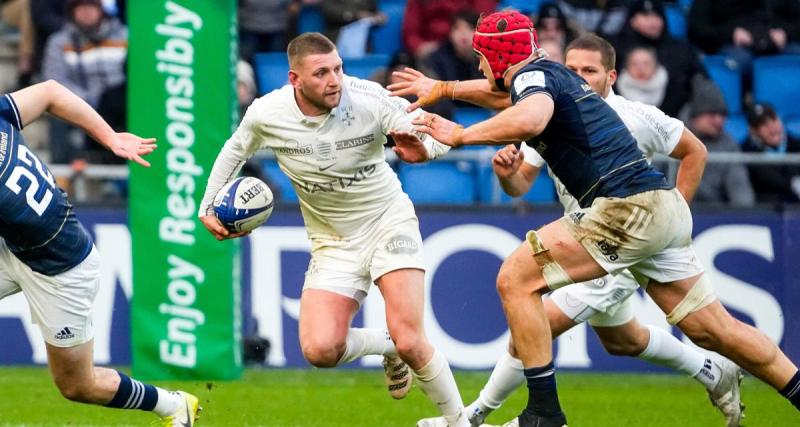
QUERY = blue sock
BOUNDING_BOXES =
[106,371,158,411]
[780,370,800,411]
[522,361,564,418]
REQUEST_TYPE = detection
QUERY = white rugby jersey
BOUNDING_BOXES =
[199,75,449,238]
[523,89,683,212]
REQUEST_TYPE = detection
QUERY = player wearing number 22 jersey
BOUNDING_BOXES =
[0,83,198,426]
[0,94,93,276]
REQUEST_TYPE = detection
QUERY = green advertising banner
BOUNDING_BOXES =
[128,0,242,380]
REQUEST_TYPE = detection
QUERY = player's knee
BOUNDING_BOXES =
[301,338,343,368]
[392,331,426,364]
[496,268,525,300]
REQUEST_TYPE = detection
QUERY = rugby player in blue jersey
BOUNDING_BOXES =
[395,10,800,427]
[0,80,199,426]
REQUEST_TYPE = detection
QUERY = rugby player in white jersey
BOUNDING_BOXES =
[404,33,742,427]
[0,81,199,426]
[390,11,800,426]
[197,33,470,426]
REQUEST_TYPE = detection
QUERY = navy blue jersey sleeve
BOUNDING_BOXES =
[509,63,560,104]
[0,94,23,130]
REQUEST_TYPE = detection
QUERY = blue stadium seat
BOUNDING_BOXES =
[399,162,477,204]
[262,159,299,203]
[342,53,391,79]
[253,52,289,94]
[453,107,493,128]
[370,1,405,56]
[704,55,742,115]
[498,0,543,15]
[665,5,687,39]
[298,5,324,34]
[725,113,748,144]
[753,55,800,120]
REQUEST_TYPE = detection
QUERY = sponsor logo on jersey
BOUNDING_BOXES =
[314,140,335,162]
[0,131,7,168]
[581,83,592,92]
[597,240,619,262]
[386,234,420,254]
[514,70,546,94]
[297,164,378,194]
[275,140,313,156]
[335,134,375,150]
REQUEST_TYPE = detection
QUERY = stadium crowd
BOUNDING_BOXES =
[0,0,799,205]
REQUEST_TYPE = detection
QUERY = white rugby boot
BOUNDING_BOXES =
[706,357,745,427]
[383,355,412,399]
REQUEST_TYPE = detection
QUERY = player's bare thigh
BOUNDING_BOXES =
[298,289,360,366]
[497,219,607,296]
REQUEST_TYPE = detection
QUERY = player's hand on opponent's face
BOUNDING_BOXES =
[200,215,250,241]
[388,130,428,163]
[110,132,157,167]
[492,144,525,178]
[387,67,439,112]
[412,112,463,147]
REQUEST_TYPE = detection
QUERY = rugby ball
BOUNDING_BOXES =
[213,177,274,233]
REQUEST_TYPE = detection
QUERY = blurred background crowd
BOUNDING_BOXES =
[1,0,799,207]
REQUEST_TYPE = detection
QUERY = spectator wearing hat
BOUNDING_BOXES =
[610,0,708,117]
[42,0,127,163]
[534,2,578,47]
[742,103,800,203]
[556,0,632,37]
[688,80,755,206]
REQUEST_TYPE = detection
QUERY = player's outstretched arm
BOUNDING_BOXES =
[669,128,707,203]
[493,145,539,197]
[413,93,553,147]
[10,80,156,167]
[388,67,511,112]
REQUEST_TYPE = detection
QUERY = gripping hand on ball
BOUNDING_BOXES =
[200,215,249,241]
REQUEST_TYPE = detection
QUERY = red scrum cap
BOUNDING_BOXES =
[472,10,539,91]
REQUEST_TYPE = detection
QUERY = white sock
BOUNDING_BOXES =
[337,328,396,366]
[413,350,468,427]
[152,388,183,417]
[694,357,724,390]
[473,351,525,414]
[638,325,709,380]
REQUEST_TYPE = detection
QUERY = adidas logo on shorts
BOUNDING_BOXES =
[55,327,75,340]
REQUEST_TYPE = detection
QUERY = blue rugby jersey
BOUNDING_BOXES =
[509,59,672,208]
[0,94,93,275]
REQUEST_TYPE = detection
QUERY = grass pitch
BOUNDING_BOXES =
[0,367,796,426]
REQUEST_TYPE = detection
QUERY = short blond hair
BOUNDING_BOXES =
[287,33,336,68]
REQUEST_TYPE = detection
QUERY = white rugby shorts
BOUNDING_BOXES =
[549,270,639,327]
[0,239,100,347]
[303,195,425,304]
[563,188,704,284]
